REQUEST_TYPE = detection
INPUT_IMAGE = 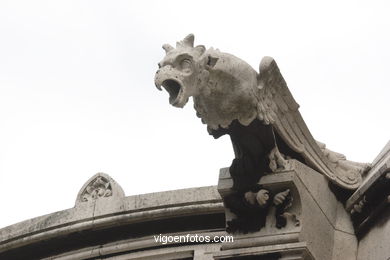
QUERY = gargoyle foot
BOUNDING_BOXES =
[224,187,271,234]
[268,147,291,172]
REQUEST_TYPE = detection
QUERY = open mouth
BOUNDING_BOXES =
[162,79,182,105]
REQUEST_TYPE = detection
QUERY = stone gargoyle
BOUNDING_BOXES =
[155,34,369,198]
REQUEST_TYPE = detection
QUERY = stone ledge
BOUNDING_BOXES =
[347,141,390,208]
[346,141,390,236]
[0,183,222,255]
[41,230,225,260]
[213,242,314,260]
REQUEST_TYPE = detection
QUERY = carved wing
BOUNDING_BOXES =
[256,57,363,190]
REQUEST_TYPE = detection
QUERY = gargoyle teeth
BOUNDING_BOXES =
[162,79,182,105]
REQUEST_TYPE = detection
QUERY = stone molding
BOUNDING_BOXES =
[0,174,222,259]
[346,141,390,236]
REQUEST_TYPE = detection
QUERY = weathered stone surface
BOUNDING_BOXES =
[346,141,390,237]
[0,173,224,259]
[0,154,387,260]
[343,141,390,260]
[217,160,355,260]
[213,242,314,260]
[356,208,390,260]
[332,230,357,260]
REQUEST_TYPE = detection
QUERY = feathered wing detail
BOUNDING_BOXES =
[256,57,365,190]
[316,141,371,178]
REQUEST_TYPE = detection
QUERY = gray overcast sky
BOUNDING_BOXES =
[0,0,389,228]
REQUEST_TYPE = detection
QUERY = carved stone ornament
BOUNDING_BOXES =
[75,172,125,204]
[155,34,370,192]
[225,186,299,234]
[81,176,112,202]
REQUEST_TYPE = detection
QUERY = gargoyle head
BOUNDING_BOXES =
[154,34,209,108]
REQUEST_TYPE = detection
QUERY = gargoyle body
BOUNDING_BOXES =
[155,34,369,232]
[155,35,370,232]
[155,34,368,191]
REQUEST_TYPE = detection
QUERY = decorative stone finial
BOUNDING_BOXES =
[75,172,124,205]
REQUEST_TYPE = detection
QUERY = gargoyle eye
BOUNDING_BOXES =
[180,59,192,71]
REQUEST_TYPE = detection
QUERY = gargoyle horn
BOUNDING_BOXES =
[162,44,174,53]
[176,34,194,48]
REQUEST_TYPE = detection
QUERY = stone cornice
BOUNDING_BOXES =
[346,141,390,236]
[0,175,222,256]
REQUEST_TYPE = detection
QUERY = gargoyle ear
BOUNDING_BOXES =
[206,55,219,69]
[176,34,195,48]
[162,44,174,53]
[194,45,206,55]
